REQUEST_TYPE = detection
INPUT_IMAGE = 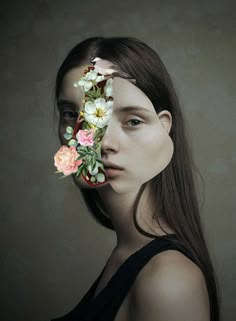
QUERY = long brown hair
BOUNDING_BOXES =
[54,36,221,321]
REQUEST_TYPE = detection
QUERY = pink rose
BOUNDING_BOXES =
[76,129,94,146]
[54,146,82,175]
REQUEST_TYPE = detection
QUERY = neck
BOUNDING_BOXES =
[97,182,169,253]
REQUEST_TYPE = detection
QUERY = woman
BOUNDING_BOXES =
[52,36,221,321]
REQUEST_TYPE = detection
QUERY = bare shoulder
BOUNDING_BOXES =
[129,250,210,321]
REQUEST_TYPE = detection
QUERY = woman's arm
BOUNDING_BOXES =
[129,250,210,321]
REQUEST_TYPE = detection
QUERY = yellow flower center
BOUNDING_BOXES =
[95,107,105,117]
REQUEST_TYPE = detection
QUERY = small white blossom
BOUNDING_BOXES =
[96,75,105,83]
[73,69,105,92]
[78,79,93,92]
[84,70,98,81]
[104,78,113,97]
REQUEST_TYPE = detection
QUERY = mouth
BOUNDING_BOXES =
[101,160,124,178]
[104,167,123,178]
[102,160,124,170]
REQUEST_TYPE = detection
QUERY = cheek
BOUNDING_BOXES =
[58,124,66,145]
[134,128,174,177]
[151,134,173,171]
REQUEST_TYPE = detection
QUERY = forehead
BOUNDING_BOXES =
[59,66,155,113]
[112,77,155,112]
[59,66,85,104]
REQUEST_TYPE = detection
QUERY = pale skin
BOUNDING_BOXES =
[57,66,210,321]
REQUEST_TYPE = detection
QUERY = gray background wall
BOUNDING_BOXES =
[0,0,235,320]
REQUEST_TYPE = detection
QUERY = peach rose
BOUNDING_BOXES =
[54,146,82,175]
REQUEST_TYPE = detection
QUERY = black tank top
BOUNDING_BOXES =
[51,234,195,321]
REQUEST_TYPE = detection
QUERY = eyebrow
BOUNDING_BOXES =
[57,99,80,110]
[57,100,151,114]
[115,105,152,113]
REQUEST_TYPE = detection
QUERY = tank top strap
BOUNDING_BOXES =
[98,235,194,320]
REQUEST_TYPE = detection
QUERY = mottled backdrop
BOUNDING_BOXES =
[0,0,235,320]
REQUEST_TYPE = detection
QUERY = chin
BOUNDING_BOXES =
[105,178,142,194]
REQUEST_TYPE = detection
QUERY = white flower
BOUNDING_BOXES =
[104,78,113,97]
[85,70,105,83]
[84,98,113,128]
[92,57,116,75]
[77,79,93,92]
[96,75,105,83]
[73,69,105,92]
[84,70,98,81]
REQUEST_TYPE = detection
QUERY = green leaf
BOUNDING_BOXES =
[82,167,88,177]
[76,155,85,160]
[66,126,74,134]
[96,160,104,170]
[82,122,91,130]
[91,158,97,170]
[96,173,105,183]
[77,148,86,156]
[64,133,72,140]
[68,139,77,147]
[76,165,84,177]
[96,142,102,155]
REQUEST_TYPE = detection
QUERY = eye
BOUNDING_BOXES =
[61,110,78,120]
[125,118,144,127]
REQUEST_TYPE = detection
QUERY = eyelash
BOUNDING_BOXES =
[125,118,144,128]
[60,110,143,130]
[61,111,78,120]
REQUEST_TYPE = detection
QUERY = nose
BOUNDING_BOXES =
[101,120,120,155]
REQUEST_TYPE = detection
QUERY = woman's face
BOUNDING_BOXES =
[57,66,174,193]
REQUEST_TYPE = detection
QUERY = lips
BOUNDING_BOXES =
[101,160,124,178]
[102,160,124,170]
